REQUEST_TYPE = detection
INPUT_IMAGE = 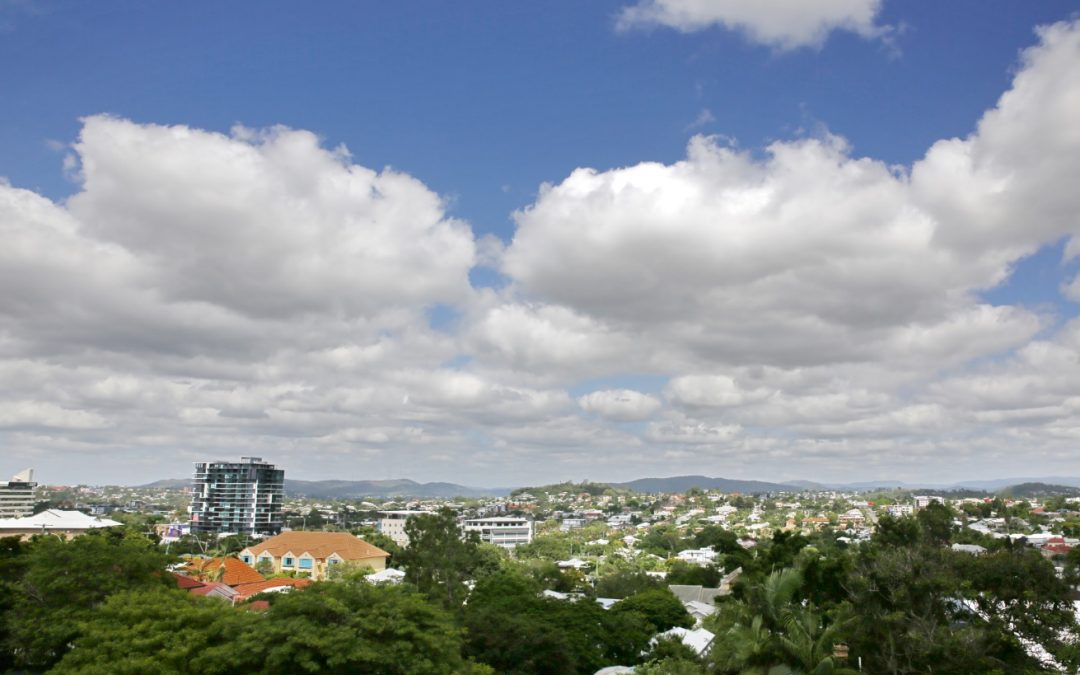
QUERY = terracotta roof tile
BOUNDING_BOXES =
[244,532,389,562]
[184,556,265,586]
[173,573,206,590]
[232,577,313,600]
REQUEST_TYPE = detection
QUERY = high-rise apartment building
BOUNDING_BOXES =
[0,469,37,519]
[190,457,284,535]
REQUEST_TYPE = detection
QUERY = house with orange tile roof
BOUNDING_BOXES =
[183,556,265,586]
[239,531,390,581]
[231,577,313,601]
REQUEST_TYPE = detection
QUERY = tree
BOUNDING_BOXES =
[611,587,693,633]
[916,502,955,546]
[666,560,723,587]
[707,568,857,674]
[252,580,486,674]
[395,508,483,610]
[463,569,577,674]
[594,568,661,599]
[52,587,263,674]
[464,568,652,673]
[0,536,30,672]
[4,529,172,670]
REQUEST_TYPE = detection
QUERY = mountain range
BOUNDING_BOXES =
[136,474,1080,497]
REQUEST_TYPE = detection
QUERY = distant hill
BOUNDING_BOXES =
[955,477,1080,491]
[137,479,190,489]
[135,477,507,498]
[511,481,627,497]
[613,475,794,494]
[783,480,831,490]
[997,482,1080,498]
[284,479,509,499]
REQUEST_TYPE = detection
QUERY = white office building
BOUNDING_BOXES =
[462,516,534,549]
[0,469,37,519]
[377,510,429,547]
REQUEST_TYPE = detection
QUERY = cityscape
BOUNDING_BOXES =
[3,0,1080,672]
[4,459,1080,671]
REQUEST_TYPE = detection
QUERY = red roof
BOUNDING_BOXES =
[188,582,238,598]
[173,573,206,590]
[232,578,313,600]
[184,556,265,586]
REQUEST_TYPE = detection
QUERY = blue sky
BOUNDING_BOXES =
[1,1,1079,485]
[1,2,1070,227]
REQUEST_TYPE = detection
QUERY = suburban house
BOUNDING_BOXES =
[183,556,265,586]
[239,531,390,581]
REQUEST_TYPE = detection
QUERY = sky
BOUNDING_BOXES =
[2,0,1080,487]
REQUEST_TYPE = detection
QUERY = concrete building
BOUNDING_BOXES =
[0,469,37,519]
[377,510,428,547]
[190,457,284,535]
[462,516,534,549]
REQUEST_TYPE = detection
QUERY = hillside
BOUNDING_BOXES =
[997,482,1080,498]
[613,475,793,494]
[284,479,509,499]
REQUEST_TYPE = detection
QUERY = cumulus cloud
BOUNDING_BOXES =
[579,389,663,421]
[504,20,1080,378]
[68,117,476,320]
[617,0,886,50]
[6,20,1080,485]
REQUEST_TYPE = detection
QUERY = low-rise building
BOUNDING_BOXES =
[462,516,534,549]
[377,510,428,547]
[0,509,120,539]
[240,531,389,581]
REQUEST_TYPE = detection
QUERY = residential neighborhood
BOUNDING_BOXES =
[6,463,1080,672]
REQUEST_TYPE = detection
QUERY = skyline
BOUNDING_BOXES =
[2,1,1080,486]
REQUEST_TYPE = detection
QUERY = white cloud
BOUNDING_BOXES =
[617,0,886,50]
[579,389,663,421]
[1063,274,1080,302]
[6,21,1080,485]
[503,21,1080,381]
[665,375,773,408]
[69,117,476,320]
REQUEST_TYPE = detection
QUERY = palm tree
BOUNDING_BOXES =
[707,568,857,674]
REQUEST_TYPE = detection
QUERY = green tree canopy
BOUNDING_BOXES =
[52,587,263,674]
[253,580,483,674]
[611,587,693,633]
[396,508,483,610]
[4,528,173,671]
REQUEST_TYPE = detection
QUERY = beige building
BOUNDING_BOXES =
[377,510,428,547]
[239,531,389,581]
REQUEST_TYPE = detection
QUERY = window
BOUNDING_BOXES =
[241,555,252,564]
[283,557,294,567]
[299,558,313,570]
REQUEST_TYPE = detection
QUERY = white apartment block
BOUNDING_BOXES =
[885,504,915,517]
[462,516,534,549]
[377,510,428,547]
[0,469,37,519]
